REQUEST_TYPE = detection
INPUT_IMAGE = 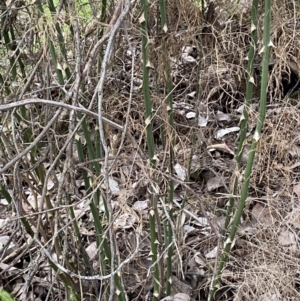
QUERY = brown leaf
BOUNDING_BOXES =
[207,177,224,191]
[293,183,300,198]
[174,293,191,301]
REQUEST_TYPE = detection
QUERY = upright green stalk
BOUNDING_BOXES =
[9,28,26,79]
[0,0,17,83]
[140,5,155,162]
[140,0,160,299]
[75,135,109,271]
[159,0,174,296]
[209,0,272,299]
[159,0,167,32]
[97,0,107,72]
[224,0,259,231]
[47,0,72,80]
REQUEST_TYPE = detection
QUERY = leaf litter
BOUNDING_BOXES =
[1,0,300,300]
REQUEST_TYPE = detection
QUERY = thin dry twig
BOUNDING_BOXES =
[32,231,140,281]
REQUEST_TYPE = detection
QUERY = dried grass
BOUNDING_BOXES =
[1,0,300,300]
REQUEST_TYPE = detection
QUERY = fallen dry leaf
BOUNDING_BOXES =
[207,176,224,191]
[174,293,190,301]
[293,183,300,198]
[278,228,297,253]
[251,203,275,226]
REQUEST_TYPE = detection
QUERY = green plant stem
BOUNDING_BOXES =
[209,0,271,299]
[140,0,160,299]
[224,0,259,232]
